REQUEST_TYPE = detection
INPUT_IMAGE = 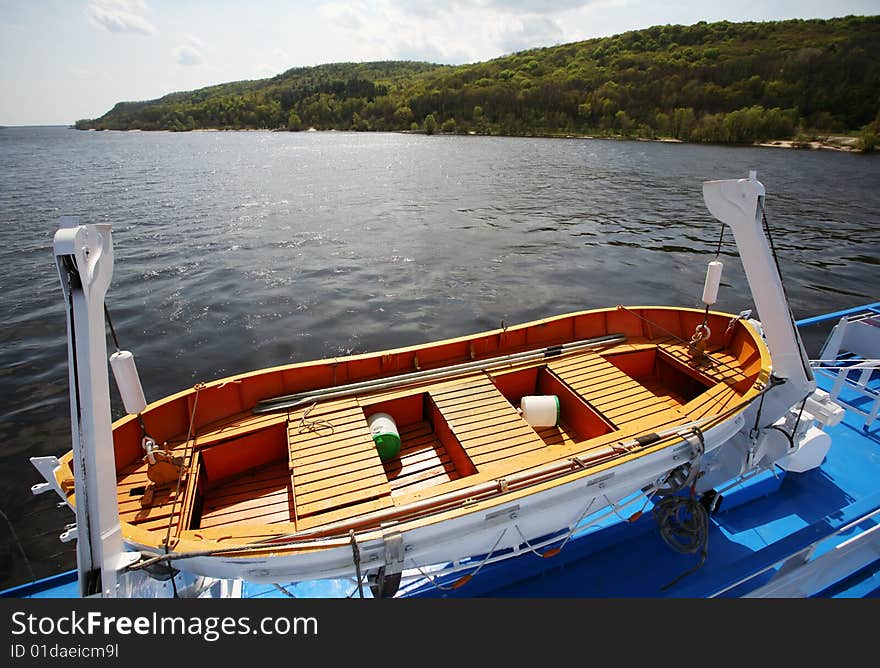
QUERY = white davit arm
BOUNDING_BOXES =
[52,216,133,597]
[703,171,815,401]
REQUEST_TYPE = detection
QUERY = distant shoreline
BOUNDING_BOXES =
[71,125,868,153]
[754,137,861,152]
[514,132,864,153]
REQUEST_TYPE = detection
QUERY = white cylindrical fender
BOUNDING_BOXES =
[367,412,401,460]
[777,426,832,473]
[109,350,147,414]
[702,260,723,305]
[520,395,560,427]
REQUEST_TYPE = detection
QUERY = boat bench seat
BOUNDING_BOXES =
[278,340,749,531]
[286,397,393,528]
[548,350,688,429]
[163,411,288,451]
[657,340,753,387]
[430,374,546,468]
[547,343,745,432]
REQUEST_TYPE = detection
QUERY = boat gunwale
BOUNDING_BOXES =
[125,404,753,563]
[108,305,765,433]
[55,305,772,557]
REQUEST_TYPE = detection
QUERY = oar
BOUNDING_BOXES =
[253,332,626,414]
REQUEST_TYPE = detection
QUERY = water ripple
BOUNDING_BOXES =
[0,126,878,588]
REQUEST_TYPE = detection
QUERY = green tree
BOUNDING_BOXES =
[857,112,879,152]
[577,102,593,122]
[615,110,633,135]
[424,113,437,135]
[394,105,414,126]
[857,129,876,153]
[352,112,371,131]
[71,16,880,150]
[672,107,696,140]
[654,112,670,135]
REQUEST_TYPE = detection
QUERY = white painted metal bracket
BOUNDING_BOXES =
[30,456,68,502]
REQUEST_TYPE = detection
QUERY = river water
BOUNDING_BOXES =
[0,126,877,590]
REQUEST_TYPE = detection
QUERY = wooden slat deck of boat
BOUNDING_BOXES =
[548,352,687,429]
[431,374,545,468]
[120,335,756,538]
[116,460,185,534]
[287,398,394,530]
[383,421,460,496]
[199,461,293,528]
[657,339,751,417]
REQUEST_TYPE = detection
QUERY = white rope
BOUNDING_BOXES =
[512,497,598,558]
[272,583,296,598]
[409,562,462,592]
[162,382,204,552]
[410,528,509,592]
[296,402,335,435]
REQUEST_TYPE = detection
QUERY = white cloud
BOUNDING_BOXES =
[319,2,366,30]
[389,0,449,19]
[174,45,203,66]
[172,34,206,67]
[392,40,466,65]
[255,48,292,78]
[182,33,205,49]
[68,65,89,78]
[480,1,600,14]
[493,16,566,54]
[315,2,475,63]
[313,0,582,65]
[87,0,156,35]
[391,1,601,19]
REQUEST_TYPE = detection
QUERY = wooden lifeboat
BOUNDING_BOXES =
[51,304,770,586]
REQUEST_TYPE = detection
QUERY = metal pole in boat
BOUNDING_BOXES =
[254,333,626,414]
[53,217,133,597]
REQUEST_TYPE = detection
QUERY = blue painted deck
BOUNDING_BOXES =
[5,304,879,599]
[0,569,79,598]
[394,306,880,598]
[394,305,880,598]
[399,381,879,598]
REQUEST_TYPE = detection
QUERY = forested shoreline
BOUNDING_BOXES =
[75,16,880,150]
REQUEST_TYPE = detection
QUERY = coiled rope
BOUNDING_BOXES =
[653,495,709,591]
[652,428,710,591]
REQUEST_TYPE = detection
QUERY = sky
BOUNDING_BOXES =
[1,0,878,126]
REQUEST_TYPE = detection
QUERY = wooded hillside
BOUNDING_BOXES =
[75,16,880,147]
